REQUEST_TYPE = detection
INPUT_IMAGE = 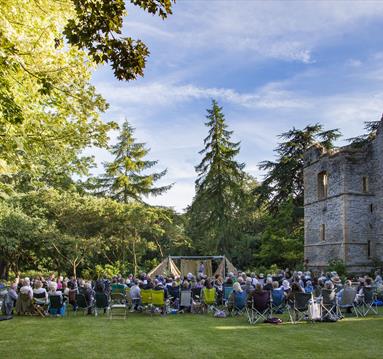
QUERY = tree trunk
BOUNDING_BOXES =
[0,259,8,280]
[133,237,137,276]
[73,262,77,279]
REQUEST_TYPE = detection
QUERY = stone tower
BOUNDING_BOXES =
[303,120,383,273]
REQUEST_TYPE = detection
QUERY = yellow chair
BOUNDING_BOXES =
[202,287,216,314]
[140,289,152,312]
[151,289,166,315]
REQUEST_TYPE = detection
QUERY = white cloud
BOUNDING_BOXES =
[95,81,309,110]
[125,0,383,64]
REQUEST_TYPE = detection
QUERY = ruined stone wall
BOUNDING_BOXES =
[304,122,383,273]
[371,126,383,262]
[304,154,346,269]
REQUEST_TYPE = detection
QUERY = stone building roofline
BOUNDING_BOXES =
[304,116,383,167]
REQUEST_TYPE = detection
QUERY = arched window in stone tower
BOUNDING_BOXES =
[318,171,328,200]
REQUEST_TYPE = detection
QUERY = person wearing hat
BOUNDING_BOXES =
[280,280,291,295]
[331,276,343,291]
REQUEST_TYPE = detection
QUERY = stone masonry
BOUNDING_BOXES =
[303,120,383,274]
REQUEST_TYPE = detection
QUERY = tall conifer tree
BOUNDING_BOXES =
[188,100,245,255]
[97,120,172,203]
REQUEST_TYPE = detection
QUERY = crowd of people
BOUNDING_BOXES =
[1,268,382,319]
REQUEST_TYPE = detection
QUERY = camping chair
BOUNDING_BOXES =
[140,289,152,313]
[320,289,338,320]
[75,293,93,316]
[223,285,233,305]
[151,289,167,315]
[337,287,359,317]
[111,283,126,295]
[359,287,378,316]
[231,291,247,316]
[94,292,109,316]
[109,292,126,319]
[0,288,8,311]
[180,290,192,312]
[49,295,66,316]
[33,292,47,317]
[191,287,204,314]
[68,289,78,312]
[16,293,34,315]
[288,292,312,324]
[249,291,271,324]
[271,289,286,315]
[202,287,217,314]
[125,287,133,310]
[167,286,180,310]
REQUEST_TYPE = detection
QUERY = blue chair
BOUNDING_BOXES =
[232,291,247,315]
[223,285,233,304]
[271,289,286,314]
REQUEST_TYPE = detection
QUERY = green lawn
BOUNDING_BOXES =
[0,310,382,359]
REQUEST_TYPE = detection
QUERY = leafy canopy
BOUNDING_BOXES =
[64,0,175,81]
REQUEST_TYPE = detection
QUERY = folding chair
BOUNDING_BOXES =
[180,289,192,312]
[271,289,286,314]
[94,292,109,316]
[68,289,77,313]
[33,292,47,317]
[191,287,204,314]
[125,287,132,310]
[151,289,167,315]
[168,286,180,310]
[0,288,8,312]
[109,292,126,319]
[360,287,378,316]
[0,288,8,311]
[75,293,93,316]
[249,291,271,324]
[231,291,247,316]
[223,285,233,305]
[320,289,338,320]
[202,287,217,314]
[16,293,34,315]
[111,283,126,294]
[49,295,66,316]
[191,287,202,301]
[288,292,312,324]
[140,289,152,313]
[337,287,360,317]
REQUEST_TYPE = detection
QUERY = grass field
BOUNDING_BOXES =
[0,310,382,359]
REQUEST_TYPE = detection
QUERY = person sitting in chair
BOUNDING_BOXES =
[48,282,65,316]
[33,280,48,302]
[129,280,141,312]
[79,282,94,315]
[227,282,242,313]
[20,278,33,299]
[1,283,18,316]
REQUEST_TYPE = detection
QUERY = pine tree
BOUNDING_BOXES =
[256,124,341,214]
[97,120,172,203]
[187,100,245,255]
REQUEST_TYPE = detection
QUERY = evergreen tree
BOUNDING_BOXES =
[187,100,245,255]
[97,120,172,203]
[256,124,341,214]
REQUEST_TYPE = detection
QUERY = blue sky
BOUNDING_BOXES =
[89,0,383,211]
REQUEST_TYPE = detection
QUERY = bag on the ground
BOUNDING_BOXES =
[264,317,282,324]
[214,310,226,318]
